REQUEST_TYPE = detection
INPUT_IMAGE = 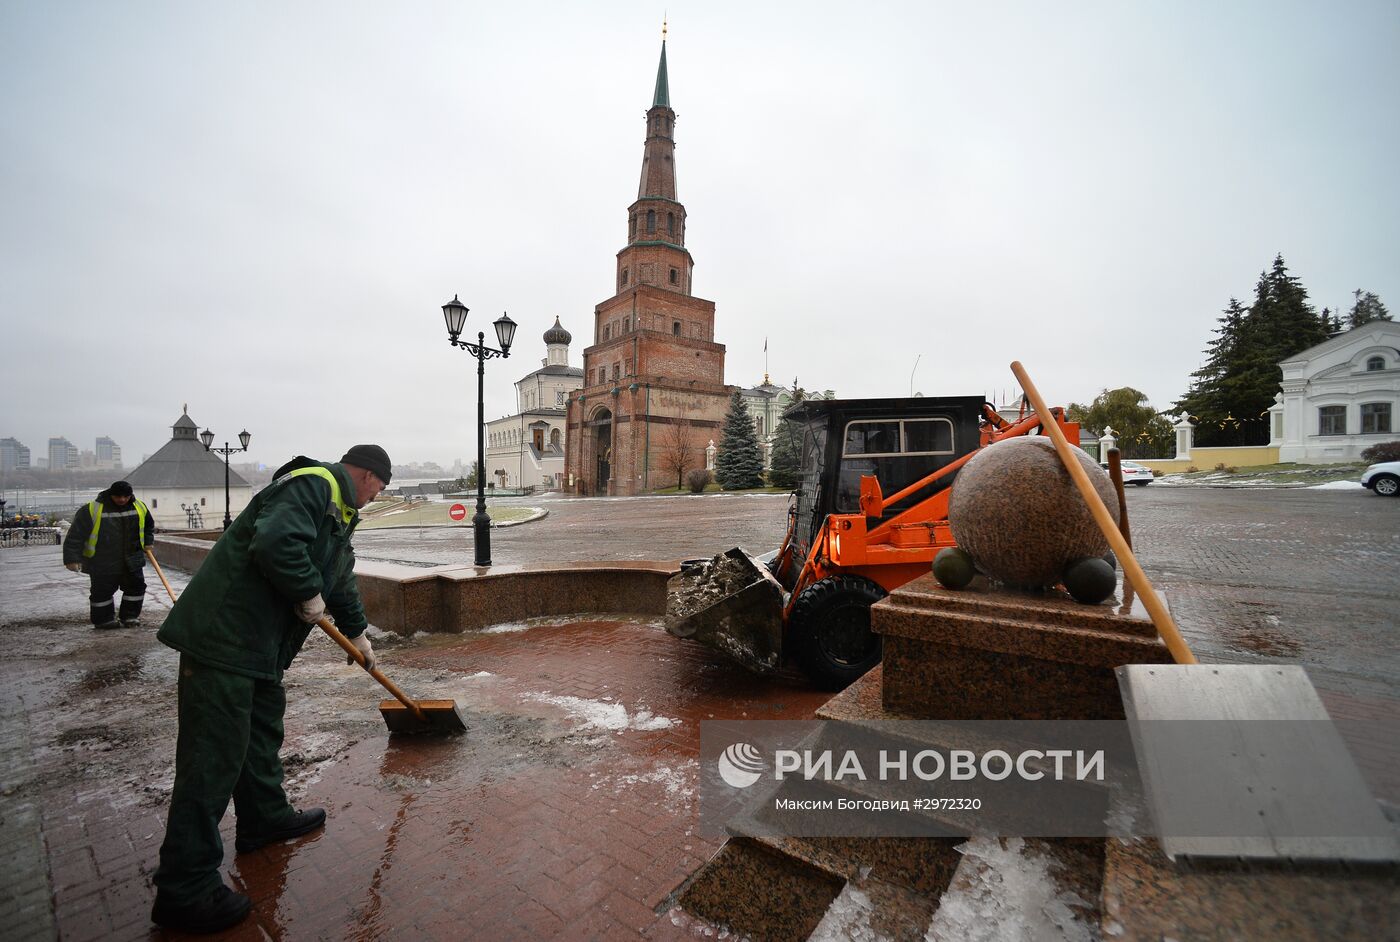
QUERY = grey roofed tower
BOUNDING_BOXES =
[125,408,251,488]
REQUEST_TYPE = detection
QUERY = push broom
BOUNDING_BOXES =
[145,547,466,734]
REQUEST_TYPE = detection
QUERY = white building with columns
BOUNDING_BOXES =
[1272,321,1400,463]
[484,318,584,490]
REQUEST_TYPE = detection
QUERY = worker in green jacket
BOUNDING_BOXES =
[150,444,391,934]
[62,480,154,628]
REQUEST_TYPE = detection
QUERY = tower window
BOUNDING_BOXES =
[621,267,628,287]
[673,321,681,336]
[669,268,678,285]
[647,210,655,232]
[667,212,674,235]
[604,325,610,340]
[629,216,636,240]
[613,364,621,381]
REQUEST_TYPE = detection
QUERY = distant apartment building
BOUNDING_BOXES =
[0,437,31,472]
[48,437,78,471]
[96,436,122,469]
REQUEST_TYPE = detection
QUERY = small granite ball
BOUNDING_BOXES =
[932,547,976,589]
[1063,556,1117,604]
[948,436,1119,590]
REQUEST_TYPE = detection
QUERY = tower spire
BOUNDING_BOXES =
[652,28,670,108]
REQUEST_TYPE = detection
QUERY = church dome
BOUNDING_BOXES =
[543,316,572,346]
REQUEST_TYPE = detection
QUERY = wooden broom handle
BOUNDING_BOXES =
[1010,361,1196,664]
[317,617,428,720]
[145,547,178,604]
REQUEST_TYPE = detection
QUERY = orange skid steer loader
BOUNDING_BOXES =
[664,395,1079,689]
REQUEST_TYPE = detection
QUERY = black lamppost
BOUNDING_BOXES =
[200,427,251,530]
[439,295,516,566]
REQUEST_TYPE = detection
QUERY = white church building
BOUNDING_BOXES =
[484,318,584,490]
[1272,320,1400,463]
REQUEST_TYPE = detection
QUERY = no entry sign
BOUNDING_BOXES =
[448,503,467,521]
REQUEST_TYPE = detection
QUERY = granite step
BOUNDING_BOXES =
[676,836,843,941]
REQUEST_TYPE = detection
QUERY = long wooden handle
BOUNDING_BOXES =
[145,547,178,603]
[317,617,428,721]
[1105,448,1133,550]
[1010,361,1195,664]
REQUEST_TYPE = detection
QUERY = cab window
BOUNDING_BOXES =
[838,417,957,515]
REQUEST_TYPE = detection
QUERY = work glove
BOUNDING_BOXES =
[65,562,82,572]
[294,594,327,624]
[347,633,376,672]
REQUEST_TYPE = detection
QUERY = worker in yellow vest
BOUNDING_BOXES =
[62,480,153,629]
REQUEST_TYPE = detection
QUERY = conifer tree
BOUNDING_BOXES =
[1347,289,1392,328]
[766,384,806,490]
[715,390,765,490]
[1174,255,1330,446]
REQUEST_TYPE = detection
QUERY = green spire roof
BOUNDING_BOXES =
[652,40,670,108]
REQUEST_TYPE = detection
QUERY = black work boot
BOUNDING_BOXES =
[150,884,251,933]
[118,596,144,624]
[235,807,327,854]
[94,620,122,630]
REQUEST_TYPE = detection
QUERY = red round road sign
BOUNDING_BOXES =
[448,503,467,521]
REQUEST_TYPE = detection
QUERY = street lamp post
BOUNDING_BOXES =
[439,295,516,566]
[200,427,251,530]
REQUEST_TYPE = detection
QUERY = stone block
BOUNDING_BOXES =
[874,574,1174,720]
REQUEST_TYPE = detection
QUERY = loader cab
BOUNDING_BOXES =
[783,396,986,574]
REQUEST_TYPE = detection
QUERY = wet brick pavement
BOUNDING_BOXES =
[1,484,1397,939]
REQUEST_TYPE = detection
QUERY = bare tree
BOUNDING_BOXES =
[656,409,699,490]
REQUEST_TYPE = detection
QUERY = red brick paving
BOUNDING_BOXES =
[28,619,829,940]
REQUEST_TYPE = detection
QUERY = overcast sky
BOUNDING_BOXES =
[3,1,1397,470]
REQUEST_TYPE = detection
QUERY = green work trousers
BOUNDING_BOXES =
[153,655,295,903]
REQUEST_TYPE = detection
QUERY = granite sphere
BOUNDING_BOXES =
[948,436,1119,589]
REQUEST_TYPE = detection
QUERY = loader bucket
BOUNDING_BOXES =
[664,547,785,674]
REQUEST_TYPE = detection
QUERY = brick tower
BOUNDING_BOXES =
[565,33,729,495]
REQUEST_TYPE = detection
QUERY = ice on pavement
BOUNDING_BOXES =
[925,837,1095,942]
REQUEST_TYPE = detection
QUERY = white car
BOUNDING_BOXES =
[1360,460,1400,497]
[1100,459,1155,486]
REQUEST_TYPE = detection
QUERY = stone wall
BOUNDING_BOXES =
[153,533,675,635]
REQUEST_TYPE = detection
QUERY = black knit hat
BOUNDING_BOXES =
[109,480,134,498]
[340,444,392,484]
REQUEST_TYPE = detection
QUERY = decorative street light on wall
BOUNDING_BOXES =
[201,426,251,530]
[439,295,516,566]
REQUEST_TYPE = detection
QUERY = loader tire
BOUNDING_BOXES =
[789,576,887,690]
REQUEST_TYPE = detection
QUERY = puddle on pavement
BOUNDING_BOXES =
[76,655,143,692]
[1218,601,1304,657]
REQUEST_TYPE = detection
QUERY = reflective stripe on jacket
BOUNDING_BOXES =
[275,467,354,525]
[83,499,148,557]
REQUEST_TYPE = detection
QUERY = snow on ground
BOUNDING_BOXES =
[924,838,1096,942]
[809,884,881,942]
[592,760,697,801]
[482,622,531,634]
[1309,480,1365,490]
[520,692,678,732]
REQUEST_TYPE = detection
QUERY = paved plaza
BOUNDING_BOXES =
[1,485,1396,939]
